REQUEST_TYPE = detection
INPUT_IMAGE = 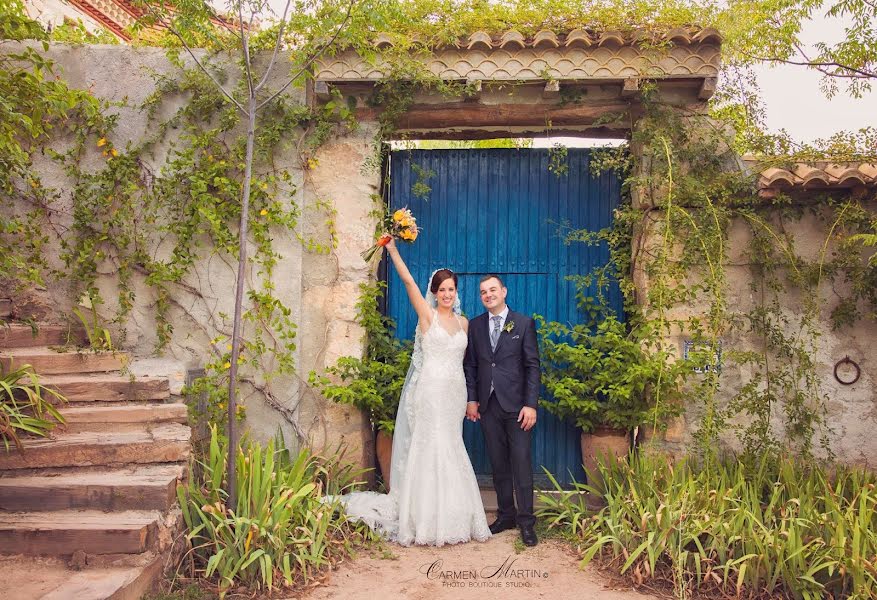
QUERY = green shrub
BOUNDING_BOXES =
[539,453,877,599]
[537,314,687,432]
[1,364,65,452]
[309,281,411,433]
[178,426,373,597]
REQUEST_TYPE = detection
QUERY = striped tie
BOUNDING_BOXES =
[490,315,502,351]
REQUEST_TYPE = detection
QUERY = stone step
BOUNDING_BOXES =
[0,510,160,556]
[0,323,86,349]
[0,464,185,512]
[58,404,188,432]
[0,423,191,471]
[40,373,170,403]
[2,552,164,600]
[0,346,127,375]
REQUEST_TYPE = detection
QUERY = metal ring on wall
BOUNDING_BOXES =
[833,356,861,386]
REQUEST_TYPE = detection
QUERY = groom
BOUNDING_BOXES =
[464,274,540,547]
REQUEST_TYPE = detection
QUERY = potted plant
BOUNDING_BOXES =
[537,313,686,489]
[308,281,411,490]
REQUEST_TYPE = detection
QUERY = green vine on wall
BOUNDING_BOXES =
[580,84,877,465]
[1,9,352,436]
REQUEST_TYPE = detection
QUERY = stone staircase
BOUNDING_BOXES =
[0,321,192,599]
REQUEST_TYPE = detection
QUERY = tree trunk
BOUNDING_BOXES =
[227,93,257,510]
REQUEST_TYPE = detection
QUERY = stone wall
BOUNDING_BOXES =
[640,196,877,466]
[5,42,876,470]
[4,43,378,464]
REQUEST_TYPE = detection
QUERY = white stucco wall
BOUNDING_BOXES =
[4,43,378,460]
[640,200,877,465]
[4,42,875,469]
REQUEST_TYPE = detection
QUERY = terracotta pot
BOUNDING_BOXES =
[375,430,393,491]
[580,427,630,492]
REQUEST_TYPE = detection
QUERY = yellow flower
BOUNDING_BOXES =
[401,229,415,241]
[110,148,118,157]
[102,150,108,157]
[97,137,107,147]
[306,157,319,170]
[400,216,413,227]
[207,155,214,161]
[226,344,232,350]
[223,361,231,369]
[260,182,268,191]
[260,209,268,216]
[393,209,405,222]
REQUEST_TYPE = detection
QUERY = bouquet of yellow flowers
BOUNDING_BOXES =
[361,207,419,262]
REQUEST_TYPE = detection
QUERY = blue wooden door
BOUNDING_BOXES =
[386,148,623,487]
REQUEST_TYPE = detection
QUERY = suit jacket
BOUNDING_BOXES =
[464,309,540,412]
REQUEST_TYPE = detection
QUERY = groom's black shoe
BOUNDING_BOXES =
[488,518,517,535]
[520,525,538,547]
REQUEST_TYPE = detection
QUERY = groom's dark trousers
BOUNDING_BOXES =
[480,391,535,527]
[464,309,540,529]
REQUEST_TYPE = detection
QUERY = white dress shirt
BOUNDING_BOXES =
[488,305,509,395]
[489,305,510,332]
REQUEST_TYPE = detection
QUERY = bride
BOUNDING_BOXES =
[333,238,491,546]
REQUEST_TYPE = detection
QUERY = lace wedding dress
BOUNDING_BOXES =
[334,308,491,547]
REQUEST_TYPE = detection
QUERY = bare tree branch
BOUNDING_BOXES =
[165,27,245,113]
[739,47,876,81]
[254,0,294,93]
[215,15,243,42]
[237,2,255,95]
[256,0,356,111]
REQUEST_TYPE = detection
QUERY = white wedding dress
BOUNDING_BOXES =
[334,308,491,546]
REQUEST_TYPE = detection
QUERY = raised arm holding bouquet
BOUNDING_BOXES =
[361,207,419,263]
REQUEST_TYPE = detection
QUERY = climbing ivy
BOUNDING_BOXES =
[3,0,875,460]
[0,7,352,437]
[577,84,876,464]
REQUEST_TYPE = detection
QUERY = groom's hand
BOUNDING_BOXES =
[518,407,537,431]
[466,401,480,422]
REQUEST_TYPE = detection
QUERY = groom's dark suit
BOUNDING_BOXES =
[464,309,540,528]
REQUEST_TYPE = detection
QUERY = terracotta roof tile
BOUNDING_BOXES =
[370,27,722,50]
[500,30,527,49]
[751,160,877,190]
[531,30,559,48]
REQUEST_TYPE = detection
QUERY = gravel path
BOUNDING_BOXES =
[298,527,664,600]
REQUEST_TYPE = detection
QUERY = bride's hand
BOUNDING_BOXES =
[383,236,396,252]
[465,401,480,422]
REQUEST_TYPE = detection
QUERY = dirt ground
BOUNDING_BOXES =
[296,527,664,600]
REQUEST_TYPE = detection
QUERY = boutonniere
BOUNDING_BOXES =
[503,321,515,333]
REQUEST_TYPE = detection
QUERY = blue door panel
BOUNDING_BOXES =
[386,148,622,488]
